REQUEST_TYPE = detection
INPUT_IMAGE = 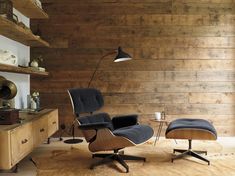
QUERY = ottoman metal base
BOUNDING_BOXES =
[172,140,210,165]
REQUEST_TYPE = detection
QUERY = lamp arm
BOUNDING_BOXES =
[88,50,116,88]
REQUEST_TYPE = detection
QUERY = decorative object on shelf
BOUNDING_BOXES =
[88,46,132,88]
[0,0,13,21]
[30,56,46,72]
[34,0,42,9]
[38,67,45,72]
[0,76,17,110]
[31,91,40,110]
[30,59,39,68]
[26,91,40,111]
[30,96,37,110]
[30,55,43,68]
[0,49,18,66]
[0,76,17,100]
[12,13,18,24]
[17,21,32,33]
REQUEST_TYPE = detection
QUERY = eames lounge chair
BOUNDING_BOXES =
[68,88,154,173]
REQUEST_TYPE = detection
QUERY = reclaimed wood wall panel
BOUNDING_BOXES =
[31,0,235,136]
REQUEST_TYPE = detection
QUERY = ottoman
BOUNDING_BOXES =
[165,118,217,165]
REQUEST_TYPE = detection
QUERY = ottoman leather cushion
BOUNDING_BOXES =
[166,118,217,138]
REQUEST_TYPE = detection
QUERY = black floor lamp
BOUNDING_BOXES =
[88,46,132,88]
[63,46,132,144]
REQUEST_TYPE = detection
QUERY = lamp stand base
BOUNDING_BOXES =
[64,138,83,144]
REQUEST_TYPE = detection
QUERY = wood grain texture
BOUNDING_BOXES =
[165,128,217,140]
[31,0,235,136]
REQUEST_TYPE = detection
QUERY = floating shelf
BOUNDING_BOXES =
[0,16,49,47]
[11,0,49,19]
[0,63,49,76]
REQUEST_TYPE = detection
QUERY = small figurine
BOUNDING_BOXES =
[31,92,40,110]
[30,56,43,68]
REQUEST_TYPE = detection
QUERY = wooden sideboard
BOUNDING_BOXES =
[0,109,58,171]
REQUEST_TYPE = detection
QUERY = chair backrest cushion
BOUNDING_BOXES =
[68,88,104,115]
[79,112,113,131]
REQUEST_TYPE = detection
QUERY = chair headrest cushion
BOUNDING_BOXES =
[68,88,104,115]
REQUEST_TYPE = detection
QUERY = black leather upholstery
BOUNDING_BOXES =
[112,114,138,130]
[68,88,154,145]
[113,125,154,144]
[79,113,114,131]
[78,113,154,144]
[166,118,217,137]
[79,122,110,130]
[68,88,104,115]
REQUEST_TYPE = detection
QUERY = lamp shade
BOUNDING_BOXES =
[114,47,132,62]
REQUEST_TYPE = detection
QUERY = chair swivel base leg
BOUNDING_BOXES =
[172,140,210,165]
[172,150,210,165]
[174,149,207,155]
[91,153,146,173]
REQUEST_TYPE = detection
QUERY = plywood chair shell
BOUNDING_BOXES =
[166,128,217,140]
[88,128,136,152]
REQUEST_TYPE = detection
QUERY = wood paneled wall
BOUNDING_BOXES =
[31,0,235,136]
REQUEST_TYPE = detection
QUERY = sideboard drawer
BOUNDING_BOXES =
[48,110,58,137]
[33,116,48,147]
[10,123,33,166]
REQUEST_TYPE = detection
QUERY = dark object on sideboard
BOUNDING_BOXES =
[0,108,19,125]
[0,0,13,21]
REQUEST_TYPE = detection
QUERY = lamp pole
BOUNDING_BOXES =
[88,50,116,88]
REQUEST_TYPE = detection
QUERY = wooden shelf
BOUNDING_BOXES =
[11,0,49,19]
[0,16,49,47]
[0,63,49,76]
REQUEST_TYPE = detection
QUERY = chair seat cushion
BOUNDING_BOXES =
[113,125,154,144]
[166,118,217,137]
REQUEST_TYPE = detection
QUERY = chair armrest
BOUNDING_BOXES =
[79,122,110,130]
[112,114,138,130]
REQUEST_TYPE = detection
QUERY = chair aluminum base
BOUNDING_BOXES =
[91,150,146,173]
[172,140,210,165]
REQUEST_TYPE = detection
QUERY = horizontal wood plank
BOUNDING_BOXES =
[31,0,235,136]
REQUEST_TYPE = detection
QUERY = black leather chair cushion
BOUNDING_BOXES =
[113,125,154,144]
[165,118,217,137]
[78,113,114,131]
[68,88,104,115]
[112,114,138,130]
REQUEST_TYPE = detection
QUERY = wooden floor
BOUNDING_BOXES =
[2,137,235,176]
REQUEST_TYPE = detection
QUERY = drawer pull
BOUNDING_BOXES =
[21,139,28,144]
[40,128,45,132]
[52,121,56,124]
